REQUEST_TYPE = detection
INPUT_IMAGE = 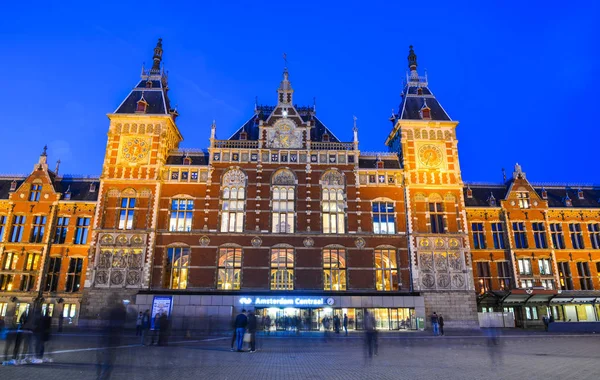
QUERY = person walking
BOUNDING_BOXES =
[431,312,440,336]
[157,312,170,346]
[364,310,378,358]
[343,314,348,336]
[150,313,160,345]
[247,310,257,353]
[234,309,248,352]
[264,315,271,335]
[96,297,126,380]
[334,315,340,334]
[135,312,143,336]
[140,309,151,345]
[439,315,445,336]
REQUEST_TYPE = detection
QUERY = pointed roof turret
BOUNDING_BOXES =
[113,39,174,116]
[277,67,294,105]
[408,45,418,73]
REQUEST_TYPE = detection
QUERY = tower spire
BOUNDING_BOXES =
[408,45,418,73]
[151,38,163,72]
[277,56,293,105]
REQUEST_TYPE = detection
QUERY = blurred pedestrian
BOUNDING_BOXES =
[140,309,151,345]
[157,312,170,346]
[486,327,503,367]
[542,316,548,332]
[431,312,440,336]
[439,315,445,336]
[96,296,126,380]
[135,312,143,336]
[233,309,248,352]
[247,310,257,353]
[264,315,271,335]
[364,310,378,359]
[150,313,160,345]
[334,315,340,334]
[343,314,348,336]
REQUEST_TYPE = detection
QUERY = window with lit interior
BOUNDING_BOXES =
[374,248,398,291]
[321,170,345,234]
[220,169,246,233]
[166,247,190,290]
[270,247,294,290]
[271,170,296,233]
[323,248,346,291]
[217,247,242,290]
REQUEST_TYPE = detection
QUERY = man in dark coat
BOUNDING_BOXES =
[247,310,257,352]
[233,309,248,352]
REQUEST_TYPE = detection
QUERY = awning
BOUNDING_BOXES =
[550,297,600,304]
[500,289,558,305]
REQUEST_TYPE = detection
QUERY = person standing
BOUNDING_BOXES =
[439,315,445,336]
[343,314,348,336]
[150,313,160,345]
[247,310,257,353]
[157,312,170,346]
[264,315,271,335]
[364,310,378,358]
[140,309,151,345]
[334,315,340,334]
[431,312,440,336]
[234,309,248,352]
[135,312,143,336]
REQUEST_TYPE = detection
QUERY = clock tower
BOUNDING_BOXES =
[82,39,183,321]
[386,46,478,328]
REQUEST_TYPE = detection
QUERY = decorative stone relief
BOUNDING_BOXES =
[272,169,295,185]
[420,253,433,271]
[422,274,435,288]
[251,236,262,247]
[199,236,210,246]
[110,271,125,285]
[452,273,465,288]
[303,237,314,247]
[354,237,366,249]
[437,273,451,288]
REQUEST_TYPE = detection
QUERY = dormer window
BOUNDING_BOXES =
[240,130,248,140]
[421,107,431,120]
[488,193,497,207]
[516,191,530,209]
[578,189,584,199]
[64,188,72,200]
[417,87,423,95]
[136,99,148,113]
[466,186,473,198]
[541,188,548,199]
[564,194,572,207]
[322,133,330,142]
[10,180,17,191]
[183,156,192,165]
[89,183,96,193]
[145,80,153,88]
[377,161,384,169]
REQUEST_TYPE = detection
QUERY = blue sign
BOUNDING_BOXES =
[151,296,173,330]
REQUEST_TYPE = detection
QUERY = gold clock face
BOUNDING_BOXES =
[121,137,150,163]
[418,144,444,168]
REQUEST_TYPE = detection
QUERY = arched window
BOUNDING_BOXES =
[170,198,194,232]
[220,169,246,233]
[217,247,242,290]
[323,247,346,291]
[321,170,345,234]
[270,247,294,290]
[375,248,398,291]
[166,247,190,289]
[272,169,296,233]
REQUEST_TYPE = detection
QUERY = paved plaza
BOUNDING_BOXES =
[1,330,598,379]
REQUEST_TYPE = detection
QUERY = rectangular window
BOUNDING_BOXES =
[74,217,90,244]
[541,279,554,290]
[44,257,62,292]
[322,188,345,234]
[0,215,6,241]
[30,215,47,243]
[558,262,574,290]
[512,222,528,249]
[372,202,395,234]
[532,222,547,249]
[538,258,552,275]
[217,247,242,290]
[54,217,70,244]
[517,258,532,275]
[118,197,136,230]
[577,262,593,290]
[497,261,512,290]
[29,184,42,201]
[525,306,538,320]
[63,303,77,319]
[550,223,565,249]
[491,223,505,249]
[517,192,530,209]
[170,199,193,232]
[24,252,40,271]
[41,303,54,317]
[588,223,600,249]
[0,274,15,291]
[374,249,398,291]
[471,222,486,249]
[429,203,445,234]
[272,187,295,233]
[476,262,492,293]
[19,274,36,291]
[65,258,83,292]
[0,302,7,317]
[520,279,534,288]
[569,223,584,249]
[9,215,26,242]
[221,188,245,233]
[2,252,17,270]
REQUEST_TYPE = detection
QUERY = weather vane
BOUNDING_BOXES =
[283,53,287,69]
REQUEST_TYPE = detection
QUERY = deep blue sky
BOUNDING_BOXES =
[1,1,599,183]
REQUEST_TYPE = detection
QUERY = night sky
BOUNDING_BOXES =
[1,1,599,184]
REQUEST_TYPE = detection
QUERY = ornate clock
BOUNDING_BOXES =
[417,144,444,168]
[269,119,302,148]
[121,137,150,164]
